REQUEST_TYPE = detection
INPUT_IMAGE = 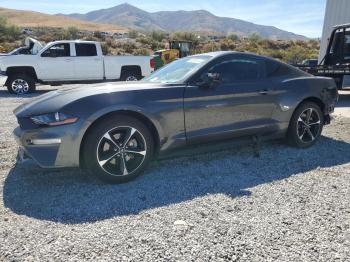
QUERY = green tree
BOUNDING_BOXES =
[248,33,261,43]
[151,30,166,42]
[0,17,20,41]
[128,30,139,39]
[62,27,79,39]
[227,33,239,41]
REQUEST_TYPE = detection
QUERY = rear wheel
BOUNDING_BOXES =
[120,67,142,81]
[287,102,324,148]
[83,116,154,183]
[6,74,36,94]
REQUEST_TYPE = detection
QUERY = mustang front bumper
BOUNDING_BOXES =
[13,124,82,168]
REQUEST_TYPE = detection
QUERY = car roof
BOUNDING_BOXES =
[191,51,237,57]
[190,51,310,76]
[48,40,98,45]
[191,51,269,60]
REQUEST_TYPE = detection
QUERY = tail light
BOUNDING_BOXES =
[150,57,155,69]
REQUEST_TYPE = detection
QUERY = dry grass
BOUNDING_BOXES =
[0,7,128,33]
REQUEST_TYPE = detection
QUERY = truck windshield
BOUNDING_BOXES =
[143,55,212,83]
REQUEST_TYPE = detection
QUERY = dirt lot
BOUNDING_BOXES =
[0,83,350,261]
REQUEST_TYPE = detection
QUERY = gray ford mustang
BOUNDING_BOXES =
[13,51,338,183]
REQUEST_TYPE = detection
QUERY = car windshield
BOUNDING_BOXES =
[9,47,29,55]
[143,55,212,83]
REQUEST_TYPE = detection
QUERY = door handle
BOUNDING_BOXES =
[259,89,270,95]
[65,59,72,62]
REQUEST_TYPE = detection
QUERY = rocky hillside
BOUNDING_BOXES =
[62,3,307,40]
[0,7,127,33]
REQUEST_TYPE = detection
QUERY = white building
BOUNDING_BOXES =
[319,0,350,62]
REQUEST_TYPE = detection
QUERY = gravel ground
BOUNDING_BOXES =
[0,84,350,261]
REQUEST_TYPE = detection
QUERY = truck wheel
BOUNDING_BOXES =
[120,68,142,81]
[7,74,36,94]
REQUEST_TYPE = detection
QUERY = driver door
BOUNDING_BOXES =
[184,54,278,144]
[38,43,75,81]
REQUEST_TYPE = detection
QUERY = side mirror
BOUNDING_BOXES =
[196,72,221,88]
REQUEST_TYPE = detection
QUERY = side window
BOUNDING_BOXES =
[75,43,97,57]
[265,59,292,77]
[330,29,343,55]
[343,31,350,60]
[41,44,71,57]
[208,58,261,84]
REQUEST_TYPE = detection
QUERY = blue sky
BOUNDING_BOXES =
[0,0,326,38]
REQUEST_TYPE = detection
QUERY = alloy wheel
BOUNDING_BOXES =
[11,79,29,94]
[297,108,321,143]
[125,75,138,81]
[96,126,147,176]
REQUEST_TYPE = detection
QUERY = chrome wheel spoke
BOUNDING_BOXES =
[119,155,128,175]
[299,129,307,140]
[309,120,321,126]
[123,127,137,147]
[298,117,307,126]
[125,149,147,156]
[103,132,120,150]
[307,128,315,141]
[98,152,119,166]
[306,109,313,124]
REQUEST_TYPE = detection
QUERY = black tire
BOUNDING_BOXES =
[120,68,142,81]
[287,102,324,148]
[83,115,154,183]
[6,74,36,94]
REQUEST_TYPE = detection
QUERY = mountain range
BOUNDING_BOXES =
[0,7,126,33]
[61,3,307,40]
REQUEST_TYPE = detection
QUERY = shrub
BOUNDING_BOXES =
[0,17,21,41]
[133,48,150,56]
[151,30,166,42]
[101,42,110,55]
[227,33,239,41]
[248,33,262,43]
[128,30,139,39]
[63,27,79,40]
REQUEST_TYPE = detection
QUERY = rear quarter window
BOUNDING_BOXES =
[265,59,303,78]
[75,43,97,57]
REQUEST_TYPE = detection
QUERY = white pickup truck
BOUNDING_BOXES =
[0,39,154,94]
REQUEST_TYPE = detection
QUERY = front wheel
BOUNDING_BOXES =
[83,116,154,183]
[287,102,324,148]
[6,74,36,94]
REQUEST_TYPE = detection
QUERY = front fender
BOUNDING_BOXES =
[77,104,165,149]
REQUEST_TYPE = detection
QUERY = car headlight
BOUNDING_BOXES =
[30,112,78,127]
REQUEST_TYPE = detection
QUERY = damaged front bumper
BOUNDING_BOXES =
[13,126,62,167]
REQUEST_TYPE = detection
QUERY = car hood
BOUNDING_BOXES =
[14,81,169,117]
